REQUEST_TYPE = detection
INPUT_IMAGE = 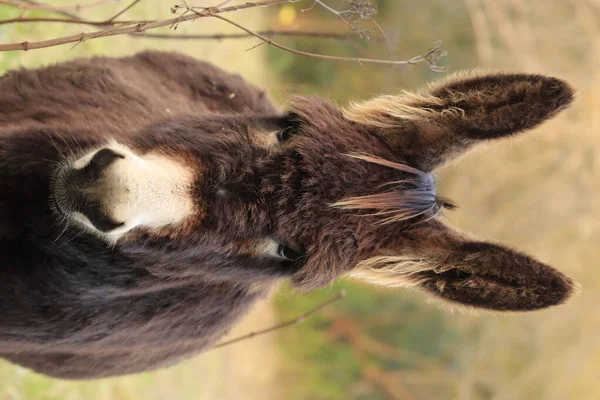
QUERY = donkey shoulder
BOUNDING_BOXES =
[0,56,157,129]
[131,50,279,114]
[0,51,278,130]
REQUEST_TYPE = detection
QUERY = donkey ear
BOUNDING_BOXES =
[350,222,575,311]
[344,71,575,171]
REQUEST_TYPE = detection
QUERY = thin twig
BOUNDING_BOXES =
[1,2,356,45]
[0,16,140,26]
[105,0,142,23]
[134,30,365,41]
[0,0,143,26]
[372,20,393,67]
[0,0,117,12]
[210,289,347,349]
[0,0,446,71]
[0,0,290,51]
[305,0,378,39]
[0,16,359,42]
[211,14,446,70]
[173,0,294,13]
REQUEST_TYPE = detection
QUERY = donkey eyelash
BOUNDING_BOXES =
[277,243,303,261]
[276,126,295,143]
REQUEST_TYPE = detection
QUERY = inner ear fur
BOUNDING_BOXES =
[350,222,576,312]
[343,70,575,171]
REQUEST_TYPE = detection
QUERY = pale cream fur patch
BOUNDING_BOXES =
[68,141,197,243]
[342,69,505,128]
[224,238,281,258]
[349,255,436,288]
[248,128,280,148]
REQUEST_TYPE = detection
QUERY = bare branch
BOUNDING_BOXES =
[303,0,378,39]
[0,17,361,43]
[371,20,393,66]
[0,0,447,72]
[0,16,140,26]
[210,289,347,350]
[134,30,365,41]
[0,0,291,52]
[211,14,446,71]
[407,40,448,72]
[0,0,143,26]
[172,0,295,13]
[0,0,118,12]
[105,0,142,23]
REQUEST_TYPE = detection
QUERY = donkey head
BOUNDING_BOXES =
[52,71,576,311]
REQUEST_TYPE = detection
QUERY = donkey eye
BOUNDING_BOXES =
[276,127,294,143]
[277,244,302,261]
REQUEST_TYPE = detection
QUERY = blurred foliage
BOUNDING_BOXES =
[265,0,477,104]
[275,281,462,400]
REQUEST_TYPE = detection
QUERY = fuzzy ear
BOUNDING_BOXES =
[350,222,575,311]
[344,71,575,171]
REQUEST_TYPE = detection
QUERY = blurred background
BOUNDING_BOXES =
[0,0,598,399]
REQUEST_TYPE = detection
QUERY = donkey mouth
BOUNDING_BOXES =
[51,190,68,218]
[51,166,78,217]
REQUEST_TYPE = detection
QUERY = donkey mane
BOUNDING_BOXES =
[333,153,456,225]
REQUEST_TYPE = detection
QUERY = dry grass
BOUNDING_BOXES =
[0,1,279,399]
[437,1,600,399]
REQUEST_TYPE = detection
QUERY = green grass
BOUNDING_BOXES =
[274,281,461,400]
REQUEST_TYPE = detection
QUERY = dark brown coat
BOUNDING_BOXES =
[0,51,576,379]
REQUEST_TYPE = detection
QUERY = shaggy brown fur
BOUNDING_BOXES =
[0,51,576,379]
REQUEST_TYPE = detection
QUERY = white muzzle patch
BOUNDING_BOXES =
[56,141,197,242]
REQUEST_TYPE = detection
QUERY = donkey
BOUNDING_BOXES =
[0,51,575,379]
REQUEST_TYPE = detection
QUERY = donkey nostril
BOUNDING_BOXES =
[87,148,124,174]
[80,200,125,233]
[90,215,125,233]
[74,148,125,183]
